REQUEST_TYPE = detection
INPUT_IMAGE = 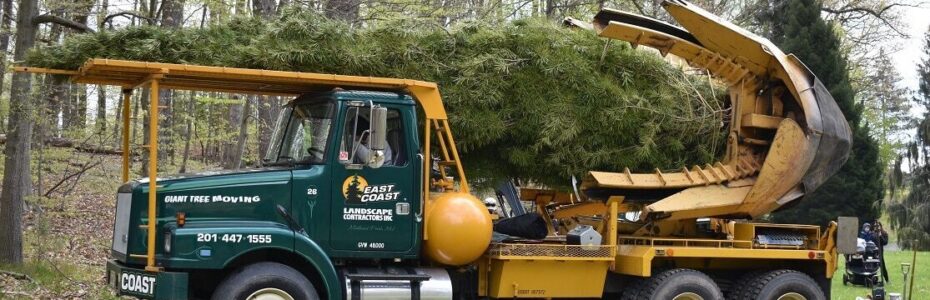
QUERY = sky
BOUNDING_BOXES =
[893,6,930,91]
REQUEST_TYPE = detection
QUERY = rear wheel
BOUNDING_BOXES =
[212,262,319,300]
[743,269,825,300]
[728,270,765,300]
[637,269,723,300]
[619,277,645,300]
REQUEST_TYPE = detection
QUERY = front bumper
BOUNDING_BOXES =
[106,260,189,299]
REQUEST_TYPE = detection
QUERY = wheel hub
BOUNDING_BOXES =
[777,292,807,300]
[247,288,295,300]
[672,292,705,300]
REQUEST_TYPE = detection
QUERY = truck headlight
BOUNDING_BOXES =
[163,231,172,253]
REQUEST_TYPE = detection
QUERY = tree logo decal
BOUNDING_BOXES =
[342,175,368,204]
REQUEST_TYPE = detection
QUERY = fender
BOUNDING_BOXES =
[166,221,341,299]
[294,233,342,300]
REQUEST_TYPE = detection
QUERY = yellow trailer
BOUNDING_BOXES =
[476,1,855,299]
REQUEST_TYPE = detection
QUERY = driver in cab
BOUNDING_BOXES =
[352,116,393,166]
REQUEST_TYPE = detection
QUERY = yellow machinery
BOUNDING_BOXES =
[476,1,852,299]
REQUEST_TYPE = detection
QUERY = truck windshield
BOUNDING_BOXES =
[263,102,335,165]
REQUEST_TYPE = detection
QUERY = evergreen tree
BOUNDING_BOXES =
[346,175,363,203]
[887,27,930,250]
[768,0,884,226]
[861,48,912,167]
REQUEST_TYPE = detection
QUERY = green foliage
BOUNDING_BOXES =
[769,0,883,226]
[26,12,726,188]
[859,49,913,167]
[888,27,930,250]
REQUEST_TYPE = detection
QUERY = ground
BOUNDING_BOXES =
[0,148,220,299]
[831,250,929,299]
[0,148,928,299]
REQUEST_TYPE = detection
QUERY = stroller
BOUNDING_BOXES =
[843,238,883,287]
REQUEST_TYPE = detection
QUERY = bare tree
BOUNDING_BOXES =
[230,96,252,169]
[96,0,109,134]
[0,0,39,265]
[179,91,195,173]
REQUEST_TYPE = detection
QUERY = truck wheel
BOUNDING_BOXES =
[212,262,319,300]
[744,269,824,300]
[619,277,645,300]
[728,270,764,300]
[638,269,723,300]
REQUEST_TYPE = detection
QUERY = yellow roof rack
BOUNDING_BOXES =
[15,58,448,119]
[14,58,468,271]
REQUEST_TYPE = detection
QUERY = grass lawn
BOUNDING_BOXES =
[831,250,929,299]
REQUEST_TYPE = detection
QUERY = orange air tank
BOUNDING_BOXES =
[423,192,493,266]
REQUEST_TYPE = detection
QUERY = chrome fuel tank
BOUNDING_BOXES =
[343,267,452,300]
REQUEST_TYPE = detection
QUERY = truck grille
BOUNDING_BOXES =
[111,193,132,256]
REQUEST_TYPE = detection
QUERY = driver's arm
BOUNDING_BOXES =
[355,142,371,164]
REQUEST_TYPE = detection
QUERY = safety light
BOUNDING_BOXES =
[164,230,172,253]
[176,211,186,227]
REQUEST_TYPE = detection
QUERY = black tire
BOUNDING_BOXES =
[211,262,319,300]
[743,269,825,300]
[729,270,765,300]
[619,277,645,300]
[638,269,723,300]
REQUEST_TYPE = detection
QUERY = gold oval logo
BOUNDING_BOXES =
[342,175,368,203]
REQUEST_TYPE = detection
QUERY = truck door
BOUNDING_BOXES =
[267,100,336,244]
[330,101,419,256]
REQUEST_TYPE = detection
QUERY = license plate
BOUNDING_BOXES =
[114,270,157,297]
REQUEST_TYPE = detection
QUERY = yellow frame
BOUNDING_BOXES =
[15,58,471,271]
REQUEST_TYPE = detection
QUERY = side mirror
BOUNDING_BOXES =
[366,106,388,168]
[370,106,388,151]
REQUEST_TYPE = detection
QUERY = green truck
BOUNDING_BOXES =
[108,88,469,299]
[13,1,863,299]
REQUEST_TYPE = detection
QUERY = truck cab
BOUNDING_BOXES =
[109,90,456,299]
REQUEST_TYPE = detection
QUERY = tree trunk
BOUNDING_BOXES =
[324,0,359,23]
[159,0,183,164]
[234,0,247,15]
[179,91,195,173]
[96,86,106,133]
[131,90,140,145]
[0,0,14,132]
[252,0,276,18]
[45,76,67,138]
[224,96,250,169]
[232,96,252,169]
[257,96,281,164]
[147,0,158,21]
[0,0,39,265]
[96,0,109,134]
[139,88,150,176]
[204,98,215,164]
[160,0,183,26]
[75,85,87,129]
[113,88,122,138]
[61,82,74,131]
